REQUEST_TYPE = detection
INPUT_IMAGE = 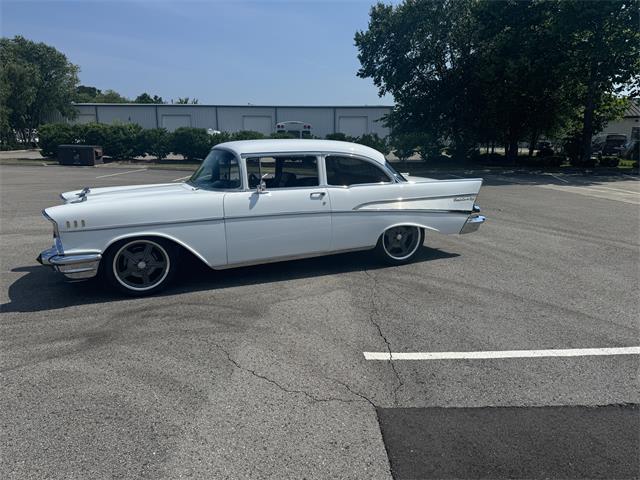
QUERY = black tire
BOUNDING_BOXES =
[102,237,179,296]
[375,226,423,265]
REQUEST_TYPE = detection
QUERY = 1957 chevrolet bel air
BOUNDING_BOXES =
[37,139,485,295]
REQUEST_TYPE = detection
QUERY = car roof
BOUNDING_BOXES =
[215,139,386,165]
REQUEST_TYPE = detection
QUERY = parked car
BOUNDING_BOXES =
[592,133,628,157]
[37,140,486,295]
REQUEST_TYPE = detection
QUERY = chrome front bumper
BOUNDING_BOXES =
[37,245,102,280]
[460,214,486,234]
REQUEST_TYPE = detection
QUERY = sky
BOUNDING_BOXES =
[1,0,394,105]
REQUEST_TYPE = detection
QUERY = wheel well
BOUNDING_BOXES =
[378,224,427,241]
[102,235,207,267]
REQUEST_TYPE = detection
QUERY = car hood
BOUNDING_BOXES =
[60,183,198,203]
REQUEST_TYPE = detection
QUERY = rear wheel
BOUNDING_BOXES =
[103,238,178,296]
[375,226,423,265]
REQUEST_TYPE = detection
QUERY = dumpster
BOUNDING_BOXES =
[58,145,103,166]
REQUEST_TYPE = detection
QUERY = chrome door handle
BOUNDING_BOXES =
[310,192,326,199]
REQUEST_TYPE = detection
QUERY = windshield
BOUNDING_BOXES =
[188,149,241,190]
[385,161,407,182]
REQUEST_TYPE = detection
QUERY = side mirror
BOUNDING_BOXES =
[257,173,272,193]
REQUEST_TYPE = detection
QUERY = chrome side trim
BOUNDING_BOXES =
[64,209,471,234]
[63,216,224,233]
[460,215,486,234]
[353,194,478,211]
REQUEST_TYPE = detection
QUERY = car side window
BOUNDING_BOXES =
[246,156,319,189]
[325,155,391,186]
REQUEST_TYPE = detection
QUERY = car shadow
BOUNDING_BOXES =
[2,247,459,313]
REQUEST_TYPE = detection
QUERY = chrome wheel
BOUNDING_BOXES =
[112,240,170,292]
[382,226,421,261]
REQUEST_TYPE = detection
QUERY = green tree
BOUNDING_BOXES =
[558,1,640,162]
[0,36,79,145]
[175,97,199,104]
[74,85,102,103]
[134,92,164,104]
[97,89,129,103]
[355,0,479,159]
[355,1,639,163]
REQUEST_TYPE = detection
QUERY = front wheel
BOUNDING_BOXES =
[103,238,178,296]
[375,226,423,265]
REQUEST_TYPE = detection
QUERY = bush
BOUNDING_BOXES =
[569,156,597,168]
[354,133,390,155]
[230,130,265,141]
[389,133,420,161]
[325,132,354,142]
[77,123,110,147]
[598,156,620,168]
[270,132,298,139]
[138,128,171,160]
[171,127,212,160]
[209,131,231,147]
[102,123,143,159]
[539,155,565,168]
[38,123,78,157]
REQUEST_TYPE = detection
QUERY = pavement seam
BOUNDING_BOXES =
[213,344,365,405]
[363,269,404,407]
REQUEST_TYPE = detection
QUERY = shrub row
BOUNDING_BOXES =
[39,124,393,161]
[38,123,270,160]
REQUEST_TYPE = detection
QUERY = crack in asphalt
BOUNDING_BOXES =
[363,269,404,407]
[214,344,369,406]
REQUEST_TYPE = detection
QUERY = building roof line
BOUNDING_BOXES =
[72,103,394,109]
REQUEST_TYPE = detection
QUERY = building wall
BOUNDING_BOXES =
[600,116,640,141]
[54,104,393,138]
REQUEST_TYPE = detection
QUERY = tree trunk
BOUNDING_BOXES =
[580,78,597,164]
[528,130,539,157]
[506,139,518,163]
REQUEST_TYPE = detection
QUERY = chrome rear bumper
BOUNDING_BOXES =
[37,245,102,280]
[460,214,486,234]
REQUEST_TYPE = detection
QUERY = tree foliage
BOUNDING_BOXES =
[0,36,79,145]
[134,92,165,104]
[74,85,129,103]
[355,0,640,162]
[175,97,199,104]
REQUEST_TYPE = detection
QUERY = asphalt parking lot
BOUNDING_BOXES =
[1,164,639,479]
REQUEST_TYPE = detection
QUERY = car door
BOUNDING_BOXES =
[323,154,401,251]
[223,154,331,265]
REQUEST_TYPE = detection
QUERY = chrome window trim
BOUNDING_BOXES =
[322,153,396,187]
[193,146,245,191]
[241,153,323,192]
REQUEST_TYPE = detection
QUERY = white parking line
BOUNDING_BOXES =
[363,346,640,360]
[172,175,191,182]
[447,173,464,179]
[95,168,147,178]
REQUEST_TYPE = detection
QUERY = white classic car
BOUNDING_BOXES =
[37,139,485,295]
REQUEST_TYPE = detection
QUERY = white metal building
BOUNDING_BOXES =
[59,103,393,138]
[600,100,640,141]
